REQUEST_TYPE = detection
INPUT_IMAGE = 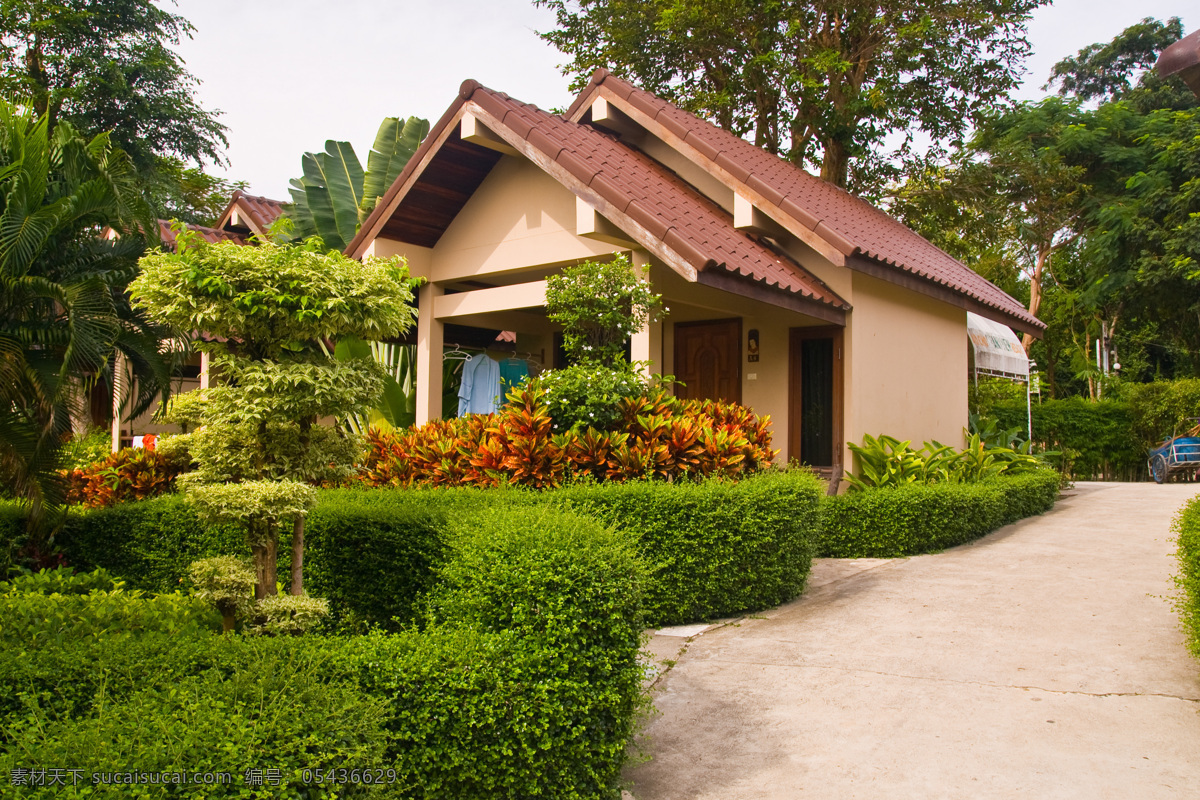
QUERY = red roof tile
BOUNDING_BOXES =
[158,220,247,250]
[568,70,1043,332]
[219,190,286,234]
[466,85,849,314]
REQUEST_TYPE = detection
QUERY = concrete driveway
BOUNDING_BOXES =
[625,482,1200,799]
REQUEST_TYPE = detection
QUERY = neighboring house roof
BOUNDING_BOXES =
[216,190,286,238]
[157,219,247,249]
[565,70,1042,334]
[1157,28,1200,96]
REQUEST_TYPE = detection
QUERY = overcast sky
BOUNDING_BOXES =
[170,0,1194,201]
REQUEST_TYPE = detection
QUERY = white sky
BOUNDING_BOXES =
[170,0,1194,201]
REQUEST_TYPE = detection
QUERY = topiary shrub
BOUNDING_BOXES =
[818,470,1060,558]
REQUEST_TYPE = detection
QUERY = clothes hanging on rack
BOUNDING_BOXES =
[458,353,501,415]
[499,357,530,395]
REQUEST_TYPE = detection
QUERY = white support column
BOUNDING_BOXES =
[199,351,210,390]
[630,250,662,378]
[415,282,445,425]
[111,353,126,453]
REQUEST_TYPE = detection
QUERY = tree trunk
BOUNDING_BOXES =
[263,535,278,597]
[1021,247,1050,352]
[820,139,850,188]
[222,615,236,633]
[290,516,304,596]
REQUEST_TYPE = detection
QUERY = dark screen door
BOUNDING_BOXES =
[789,327,843,468]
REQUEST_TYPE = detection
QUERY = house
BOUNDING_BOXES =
[346,70,1043,475]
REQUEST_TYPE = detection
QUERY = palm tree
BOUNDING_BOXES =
[0,100,179,534]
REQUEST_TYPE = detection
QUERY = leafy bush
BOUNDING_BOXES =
[1175,494,1200,660]
[545,253,663,365]
[991,397,1139,480]
[358,385,777,489]
[1125,379,1200,451]
[58,428,113,471]
[819,470,1060,558]
[62,446,185,508]
[845,432,1048,491]
[536,362,649,432]
[0,501,26,577]
[549,469,823,626]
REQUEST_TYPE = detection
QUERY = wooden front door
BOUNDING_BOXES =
[674,319,741,403]
[789,326,844,471]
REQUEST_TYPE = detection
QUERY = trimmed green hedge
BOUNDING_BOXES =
[550,469,824,626]
[60,471,823,629]
[1,504,644,798]
[1175,494,1200,661]
[818,470,1060,558]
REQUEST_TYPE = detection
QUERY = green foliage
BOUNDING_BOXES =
[545,254,663,364]
[58,428,112,471]
[549,469,823,626]
[60,494,247,594]
[187,480,317,544]
[251,593,330,636]
[0,100,176,529]
[992,397,1142,480]
[189,556,254,623]
[535,362,649,432]
[845,433,1046,490]
[132,236,416,355]
[0,633,389,797]
[2,503,646,798]
[0,571,218,643]
[3,565,118,595]
[0,0,228,179]
[286,115,430,252]
[304,490,452,631]
[538,0,1046,191]
[1173,494,1200,661]
[819,471,1061,558]
[1124,379,1200,449]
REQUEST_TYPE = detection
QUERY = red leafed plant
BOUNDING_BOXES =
[64,447,184,508]
[355,385,778,489]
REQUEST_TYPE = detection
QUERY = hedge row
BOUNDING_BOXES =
[0,505,644,799]
[817,470,1061,558]
[548,470,823,625]
[1175,494,1200,661]
[56,469,826,629]
[991,378,1200,481]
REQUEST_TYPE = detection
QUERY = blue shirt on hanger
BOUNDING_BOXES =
[458,353,502,416]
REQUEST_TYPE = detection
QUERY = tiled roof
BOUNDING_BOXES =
[220,190,286,234]
[464,81,849,313]
[567,70,1043,332]
[157,220,247,249]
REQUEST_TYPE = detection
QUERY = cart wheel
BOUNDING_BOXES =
[1150,454,1168,484]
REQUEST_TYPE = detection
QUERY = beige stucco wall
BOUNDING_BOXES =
[843,272,968,460]
[430,157,624,283]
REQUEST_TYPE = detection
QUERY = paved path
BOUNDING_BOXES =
[625,482,1200,799]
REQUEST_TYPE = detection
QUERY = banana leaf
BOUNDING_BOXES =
[362,116,430,219]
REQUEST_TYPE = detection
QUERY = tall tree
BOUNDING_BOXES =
[536,0,1046,192]
[0,0,229,221]
[0,100,178,530]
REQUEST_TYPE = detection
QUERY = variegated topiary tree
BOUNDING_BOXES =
[131,232,415,598]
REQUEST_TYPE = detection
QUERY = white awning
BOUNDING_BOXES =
[967,312,1029,379]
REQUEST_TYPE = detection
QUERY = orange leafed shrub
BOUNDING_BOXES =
[356,386,778,489]
[64,447,183,508]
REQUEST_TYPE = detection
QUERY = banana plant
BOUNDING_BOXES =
[286,116,429,252]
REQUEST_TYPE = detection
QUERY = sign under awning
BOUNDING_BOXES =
[967,312,1029,380]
